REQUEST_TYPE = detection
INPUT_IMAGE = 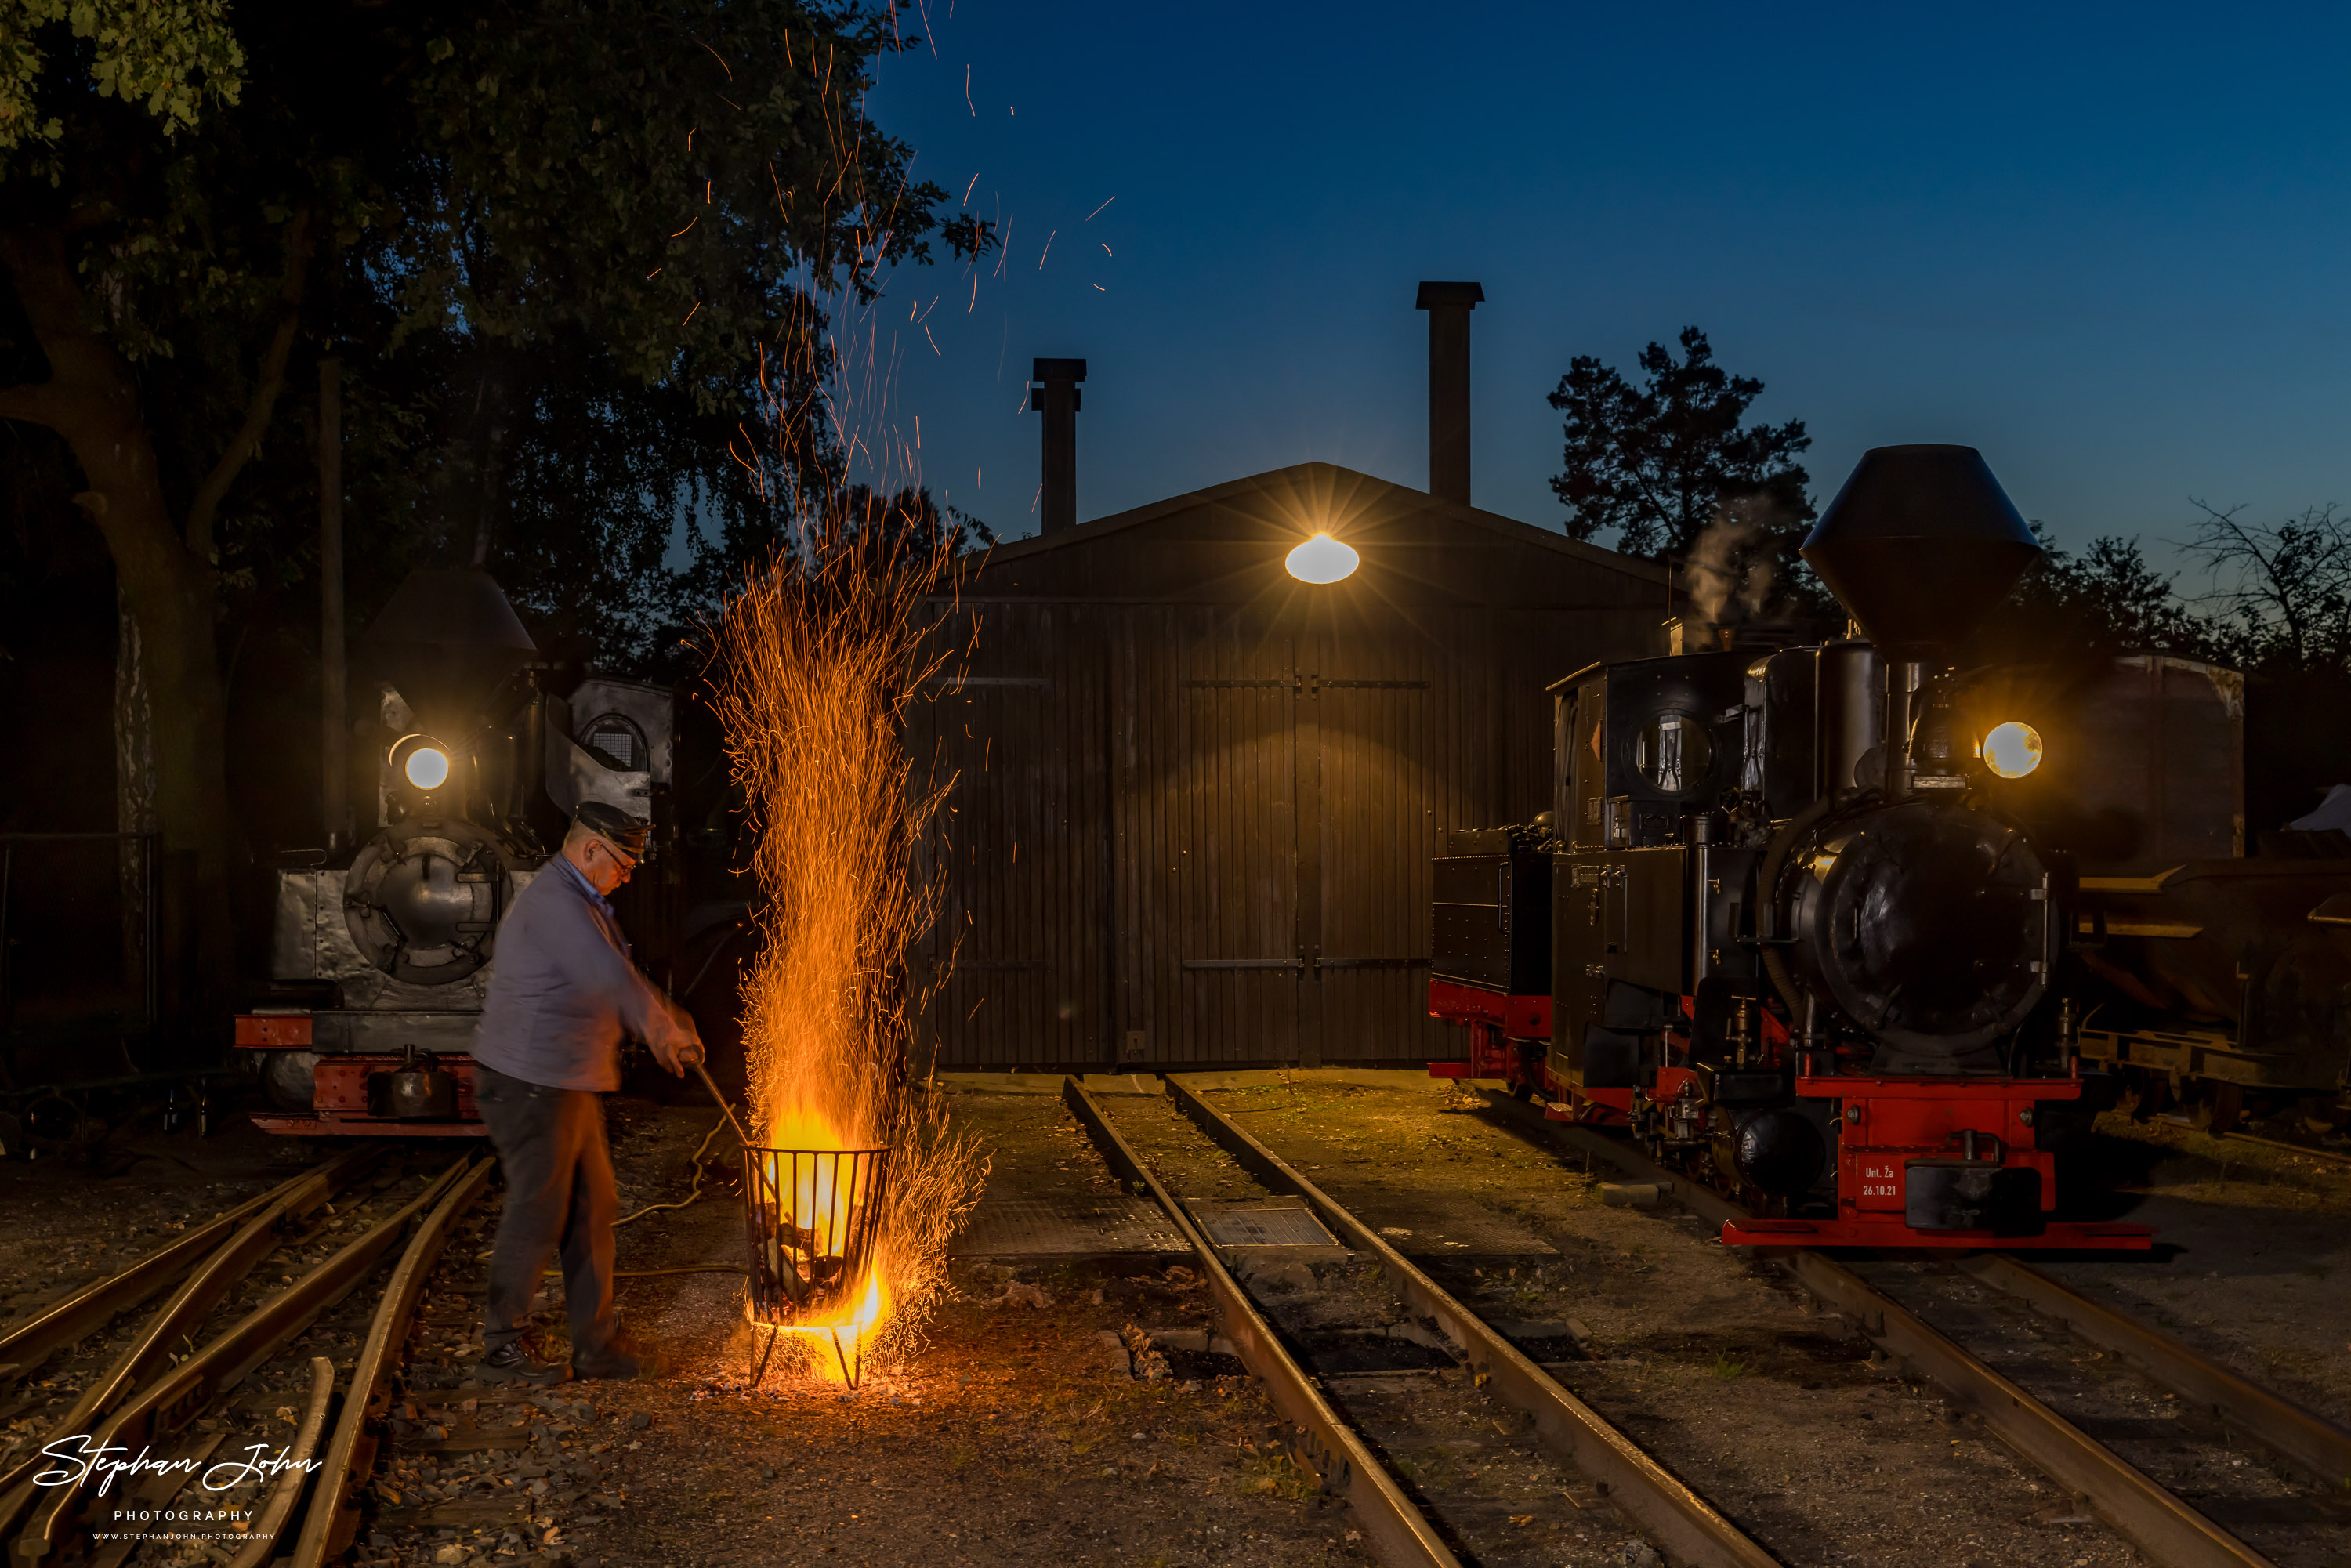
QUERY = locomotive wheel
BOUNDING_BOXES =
[2190,1081,2243,1136]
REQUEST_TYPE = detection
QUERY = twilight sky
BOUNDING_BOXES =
[851,2,2350,571]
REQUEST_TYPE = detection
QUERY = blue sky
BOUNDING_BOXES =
[853,2,2350,574]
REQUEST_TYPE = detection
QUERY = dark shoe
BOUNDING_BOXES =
[475,1343,571,1385]
[574,1338,665,1381]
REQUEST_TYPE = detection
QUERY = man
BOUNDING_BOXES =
[470,800,705,1384]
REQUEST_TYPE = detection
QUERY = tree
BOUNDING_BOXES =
[1966,524,2215,666]
[1549,326,1813,561]
[0,0,988,1014]
[2177,500,2351,674]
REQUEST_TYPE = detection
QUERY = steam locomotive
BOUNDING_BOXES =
[1430,444,2351,1249]
[231,569,683,1135]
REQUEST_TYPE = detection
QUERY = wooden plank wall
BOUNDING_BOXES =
[911,527,1665,1069]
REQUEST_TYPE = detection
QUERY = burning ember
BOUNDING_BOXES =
[711,512,986,1389]
[742,1138,890,1383]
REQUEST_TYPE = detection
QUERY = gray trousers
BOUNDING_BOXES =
[476,1063,619,1360]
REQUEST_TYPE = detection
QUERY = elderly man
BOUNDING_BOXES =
[470,801,705,1385]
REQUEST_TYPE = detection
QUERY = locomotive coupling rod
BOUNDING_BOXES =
[1165,1075,1777,1568]
[1483,1093,2273,1568]
[1960,1254,2351,1490]
[1060,1078,1462,1568]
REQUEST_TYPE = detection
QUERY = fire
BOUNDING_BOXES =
[712,518,988,1390]
[759,1266,893,1386]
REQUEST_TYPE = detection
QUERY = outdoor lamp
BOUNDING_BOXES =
[1285,532,1360,584]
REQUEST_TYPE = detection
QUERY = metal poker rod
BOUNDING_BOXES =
[690,1059,755,1150]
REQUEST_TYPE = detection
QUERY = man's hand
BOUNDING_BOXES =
[647,1008,706,1078]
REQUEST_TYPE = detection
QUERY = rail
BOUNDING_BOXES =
[1164,1074,1777,1568]
[12,1157,474,1562]
[1060,1078,1462,1568]
[292,1155,497,1565]
[1476,1088,2275,1568]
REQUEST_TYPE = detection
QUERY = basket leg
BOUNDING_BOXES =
[751,1324,781,1389]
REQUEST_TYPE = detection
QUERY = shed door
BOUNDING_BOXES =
[1315,674,1446,1062]
[1125,634,1463,1067]
[1165,676,1306,1063]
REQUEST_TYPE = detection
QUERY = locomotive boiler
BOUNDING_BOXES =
[232,569,680,1135]
[1433,445,2157,1249]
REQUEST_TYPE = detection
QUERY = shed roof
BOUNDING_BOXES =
[974,461,1672,588]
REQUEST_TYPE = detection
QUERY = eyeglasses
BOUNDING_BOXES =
[595,838,642,875]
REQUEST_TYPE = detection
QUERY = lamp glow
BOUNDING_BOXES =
[1980,721,2043,780]
[1285,532,1360,584]
[404,746,452,789]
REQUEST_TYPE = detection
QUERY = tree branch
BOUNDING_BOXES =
[0,382,58,427]
[184,207,313,559]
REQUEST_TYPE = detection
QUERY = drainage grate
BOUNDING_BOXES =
[952,1195,1189,1258]
[1191,1204,1340,1248]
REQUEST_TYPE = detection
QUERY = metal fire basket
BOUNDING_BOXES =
[740,1143,891,1383]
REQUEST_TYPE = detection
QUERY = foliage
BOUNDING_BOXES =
[0,0,997,679]
[1967,524,2215,668]
[1549,325,1814,561]
[0,0,245,166]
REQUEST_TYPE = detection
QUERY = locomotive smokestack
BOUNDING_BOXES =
[1801,445,2038,796]
[360,569,539,735]
[1415,281,1483,505]
[1029,357,1086,534]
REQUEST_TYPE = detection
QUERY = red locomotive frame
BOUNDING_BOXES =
[233,1014,485,1137]
[1428,980,2153,1251]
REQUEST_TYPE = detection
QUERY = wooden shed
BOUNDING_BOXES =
[908,459,1672,1071]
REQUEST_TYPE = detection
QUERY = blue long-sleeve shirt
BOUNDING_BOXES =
[472,855,672,1092]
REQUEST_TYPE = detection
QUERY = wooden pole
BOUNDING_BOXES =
[318,357,347,847]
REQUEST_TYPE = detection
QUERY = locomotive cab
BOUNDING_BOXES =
[1433,445,2155,1251]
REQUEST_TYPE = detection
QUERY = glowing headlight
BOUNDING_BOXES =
[1980,721,2043,779]
[404,746,451,789]
[1284,532,1360,584]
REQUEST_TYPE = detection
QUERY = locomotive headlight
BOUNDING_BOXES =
[1285,532,1360,584]
[1980,721,2044,779]
[403,744,451,789]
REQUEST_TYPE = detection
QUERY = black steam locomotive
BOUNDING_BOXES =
[1431,444,2351,1249]
[231,569,684,1135]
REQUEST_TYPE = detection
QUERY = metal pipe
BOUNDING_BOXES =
[1883,658,1921,798]
[1028,358,1085,534]
[1415,281,1483,505]
[693,1059,754,1150]
[318,358,347,849]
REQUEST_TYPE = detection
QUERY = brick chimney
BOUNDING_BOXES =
[1028,357,1086,533]
[1415,282,1483,506]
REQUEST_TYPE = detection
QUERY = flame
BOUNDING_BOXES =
[712,534,989,1391]
[757,1267,893,1386]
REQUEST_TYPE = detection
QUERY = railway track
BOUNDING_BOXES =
[0,1146,498,1566]
[1066,1075,1777,1568]
[1469,1085,2351,1568]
